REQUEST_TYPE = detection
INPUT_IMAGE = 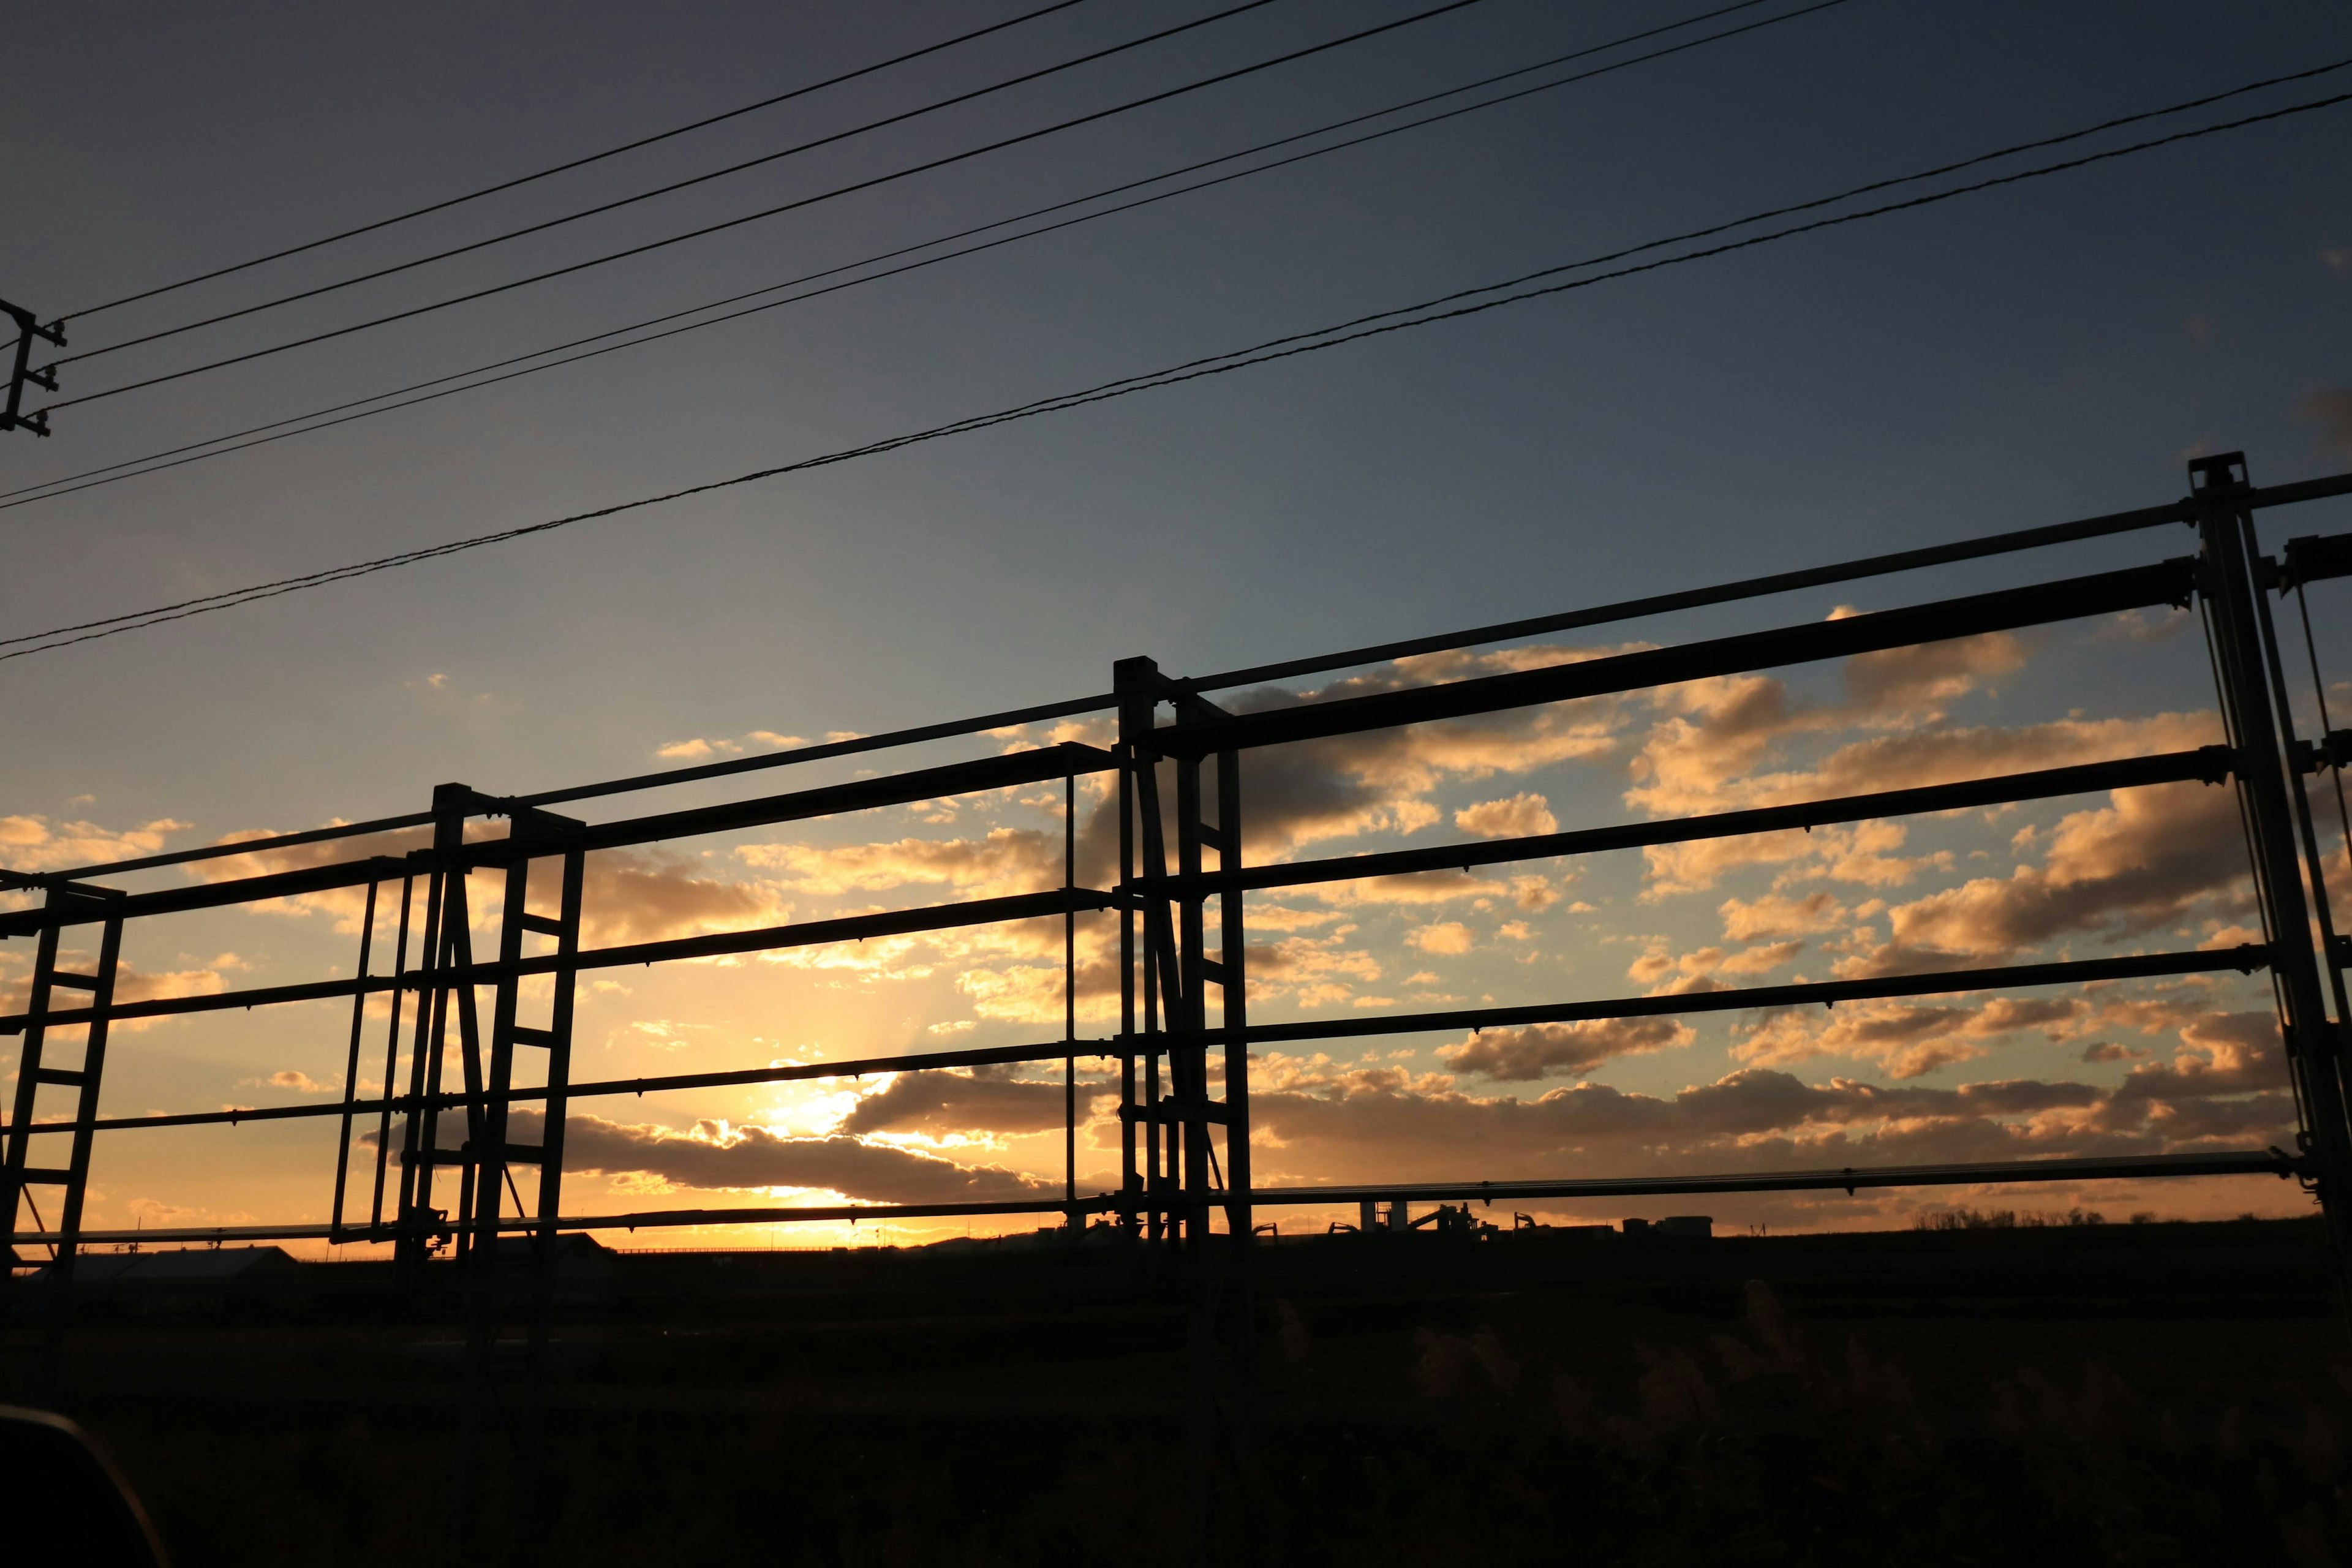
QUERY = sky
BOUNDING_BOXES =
[2,0,2351,1252]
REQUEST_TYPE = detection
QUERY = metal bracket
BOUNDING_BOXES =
[0,296,65,437]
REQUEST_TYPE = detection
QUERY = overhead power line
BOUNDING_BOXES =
[2,0,1843,512]
[39,0,1485,417]
[6,82,2346,665]
[58,0,1295,366]
[64,0,1098,321]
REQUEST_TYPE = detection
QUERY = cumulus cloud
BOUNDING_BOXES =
[2,952,242,1027]
[1207,645,1630,858]
[2301,386,2352,459]
[741,827,1055,899]
[1405,922,1474,956]
[1439,1016,1694,1080]
[187,823,785,944]
[1852,780,2245,970]
[538,1110,1052,1204]
[0,813,190,873]
[1721,892,1849,941]
[839,1065,1074,1137]
[1736,990,2106,1076]
[1246,1032,2291,1187]
[1455,794,1558,839]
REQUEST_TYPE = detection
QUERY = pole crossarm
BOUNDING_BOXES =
[1227,948,2266,1049]
[1153,748,2236,896]
[1159,560,2196,758]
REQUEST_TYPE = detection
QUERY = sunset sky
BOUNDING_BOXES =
[3,0,2350,1250]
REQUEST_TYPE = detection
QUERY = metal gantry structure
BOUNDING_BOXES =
[6,452,2352,1481]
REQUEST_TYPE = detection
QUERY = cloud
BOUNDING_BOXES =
[1246,1023,2293,1187]
[839,1065,1072,1137]
[1204,645,1632,858]
[654,731,805,761]
[1627,940,1806,995]
[1741,991,2098,1071]
[2301,386,2352,459]
[187,823,785,944]
[1455,794,1558,839]
[268,1070,335,1093]
[1721,892,1849,941]
[1405,922,1473,956]
[0,813,191,873]
[1856,781,2245,969]
[741,827,1056,899]
[1,952,243,1027]
[1439,1016,1694,1080]
[537,1110,1052,1204]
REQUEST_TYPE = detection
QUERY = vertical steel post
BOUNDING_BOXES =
[53,907,124,1282]
[1065,769,1077,1224]
[370,876,415,1234]
[398,785,472,1290]
[330,878,380,1240]
[1215,744,1256,1464]
[2193,455,2352,1293]
[0,917,64,1274]
[1118,657,1178,1246]
[1118,728,1140,1231]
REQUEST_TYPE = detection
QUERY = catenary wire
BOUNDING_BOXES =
[1,0,1834,512]
[61,0,1098,321]
[31,18,2330,516]
[56,0,1294,364]
[36,0,1478,412]
[49,0,1498,388]
[4,85,2345,663]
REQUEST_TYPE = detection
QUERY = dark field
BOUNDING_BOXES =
[10,1218,2351,1566]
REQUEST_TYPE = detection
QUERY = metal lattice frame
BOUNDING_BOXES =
[4,453,2350,1282]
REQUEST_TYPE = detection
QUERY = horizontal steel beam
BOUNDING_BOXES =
[1158,559,2196,757]
[1246,1149,2303,1207]
[466,742,1115,866]
[2282,530,2352,589]
[5,1149,2299,1250]
[520,693,1117,809]
[0,744,1115,934]
[9,810,435,889]
[10,1195,1115,1249]
[1179,469,2352,697]
[1178,748,2232,895]
[1229,947,2265,1047]
[0,855,417,938]
[0,886,1115,1033]
[1,1036,1127,1137]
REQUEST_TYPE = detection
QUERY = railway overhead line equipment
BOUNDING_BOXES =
[6,450,2352,1523]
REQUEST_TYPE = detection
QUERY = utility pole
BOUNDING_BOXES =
[1,297,65,435]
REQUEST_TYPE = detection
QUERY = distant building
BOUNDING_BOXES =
[33,1245,304,1314]
[1621,1216,1714,1238]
